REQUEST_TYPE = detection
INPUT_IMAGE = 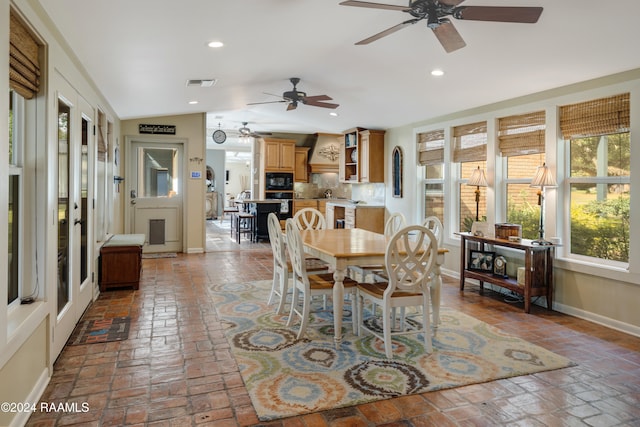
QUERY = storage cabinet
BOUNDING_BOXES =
[263,138,295,171]
[340,128,385,183]
[294,147,310,182]
[293,199,328,217]
[100,234,145,291]
[458,232,555,313]
[327,203,384,233]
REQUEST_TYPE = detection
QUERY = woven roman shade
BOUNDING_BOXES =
[10,11,41,100]
[560,93,630,139]
[498,110,546,156]
[417,129,444,165]
[97,112,108,161]
[453,121,487,163]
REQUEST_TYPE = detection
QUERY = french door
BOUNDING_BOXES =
[52,79,94,357]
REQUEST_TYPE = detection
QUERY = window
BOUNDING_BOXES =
[498,111,546,240]
[8,91,22,304]
[453,122,487,232]
[560,94,630,264]
[8,10,42,306]
[418,129,445,226]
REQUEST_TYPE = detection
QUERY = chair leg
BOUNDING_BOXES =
[422,295,433,353]
[275,271,288,314]
[267,268,278,306]
[287,286,299,327]
[297,291,312,340]
[382,305,393,358]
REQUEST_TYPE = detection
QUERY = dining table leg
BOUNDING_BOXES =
[332,267,346,347]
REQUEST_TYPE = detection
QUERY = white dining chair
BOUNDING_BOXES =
[292,207,326,230]
[350,212,406,283]
[356,224,438,358]
[422,216,443,247]
[266,213,328,314]
[285,218,357,340]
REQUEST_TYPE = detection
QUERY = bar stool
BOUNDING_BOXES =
[235,212,256,243]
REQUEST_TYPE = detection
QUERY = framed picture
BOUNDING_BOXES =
[392,146,403,198]
[468,250,495,272]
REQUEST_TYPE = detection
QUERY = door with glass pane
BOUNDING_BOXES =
[53,88,94,357]
[126,138,184,253]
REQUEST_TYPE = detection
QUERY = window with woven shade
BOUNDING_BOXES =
[453,121,487,163]
[498,111,547,239]
[453,122,487,231]
[560,94,630,264]
[10,11,41,100]
[418,130,445,226]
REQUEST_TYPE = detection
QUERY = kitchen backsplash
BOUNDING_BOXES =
[294,173,385,205]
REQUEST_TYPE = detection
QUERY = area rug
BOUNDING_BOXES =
[67,317,131,345]
[209,280,575,421]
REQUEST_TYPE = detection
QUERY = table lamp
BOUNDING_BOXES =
[467,166,488,221]
[530,163,557,245]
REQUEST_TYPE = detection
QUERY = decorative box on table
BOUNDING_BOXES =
[494,223,522,240]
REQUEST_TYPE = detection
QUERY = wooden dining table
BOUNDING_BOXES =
[299,228,447,347]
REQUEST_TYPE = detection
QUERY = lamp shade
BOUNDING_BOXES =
[468,166,488,187]
[530,163,557,188]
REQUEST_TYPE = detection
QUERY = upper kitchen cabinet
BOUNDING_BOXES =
[294,147,310,182]
[340,128,385,183]
[262,138,296,171]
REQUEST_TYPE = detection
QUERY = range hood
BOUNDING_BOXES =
[308,133,341,173]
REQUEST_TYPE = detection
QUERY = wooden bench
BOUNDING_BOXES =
[99,234,145,291]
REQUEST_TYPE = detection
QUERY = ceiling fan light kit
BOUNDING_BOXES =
[340,0,543,53]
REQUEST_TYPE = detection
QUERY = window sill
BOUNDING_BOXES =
[6,299,47,344]
[555,257,639,286]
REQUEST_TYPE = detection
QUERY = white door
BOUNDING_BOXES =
[52,82,94,357]
[126,137,184,253]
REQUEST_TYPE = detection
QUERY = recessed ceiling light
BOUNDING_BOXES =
[329,112,338,117]
[208,41,224,48]
[188,100,199,105]
[431,69,444,77]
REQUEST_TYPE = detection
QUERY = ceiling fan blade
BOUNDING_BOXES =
[339,0,410,12]
[438,0,466,5]
[303,95,333,102]
[355,19,418,45]
[247,100,286,106]
[432,20,466,53]
[303,99,340,109]
[454,6,543,24]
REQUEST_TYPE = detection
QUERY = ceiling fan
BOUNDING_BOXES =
[248,77,339,111]
[237,122,272,138]
[339,0,543,53]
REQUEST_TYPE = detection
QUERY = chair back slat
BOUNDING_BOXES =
[385,225,438,293]
[293,208,326,230]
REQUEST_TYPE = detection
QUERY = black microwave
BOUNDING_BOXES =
[265,172,294,191]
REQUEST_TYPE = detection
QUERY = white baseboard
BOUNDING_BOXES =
[9,368,49,427]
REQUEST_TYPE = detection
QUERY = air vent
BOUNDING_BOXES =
[186,79,217,88]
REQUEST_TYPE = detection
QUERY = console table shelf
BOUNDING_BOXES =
[457,232,556,313]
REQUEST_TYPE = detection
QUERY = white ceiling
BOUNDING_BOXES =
[38,0,640,152]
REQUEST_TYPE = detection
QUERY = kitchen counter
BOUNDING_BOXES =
[325,200,384,208]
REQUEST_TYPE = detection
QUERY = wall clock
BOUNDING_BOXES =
[212,129,226,144]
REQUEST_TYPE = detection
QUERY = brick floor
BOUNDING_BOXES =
[25,220,640,426]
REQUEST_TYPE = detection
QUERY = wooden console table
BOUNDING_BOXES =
[457,232,556,313]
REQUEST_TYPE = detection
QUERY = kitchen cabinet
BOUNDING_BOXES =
[294,147,310,182]
[327,202,384,233]
[293,199,328,217]
[263,138,295,171]
[340,128,385,183]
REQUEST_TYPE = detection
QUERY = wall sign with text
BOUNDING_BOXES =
[139,124,176,135]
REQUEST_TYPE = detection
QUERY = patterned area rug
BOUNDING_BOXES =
[68,317,131,345]
[209,280,575,422]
